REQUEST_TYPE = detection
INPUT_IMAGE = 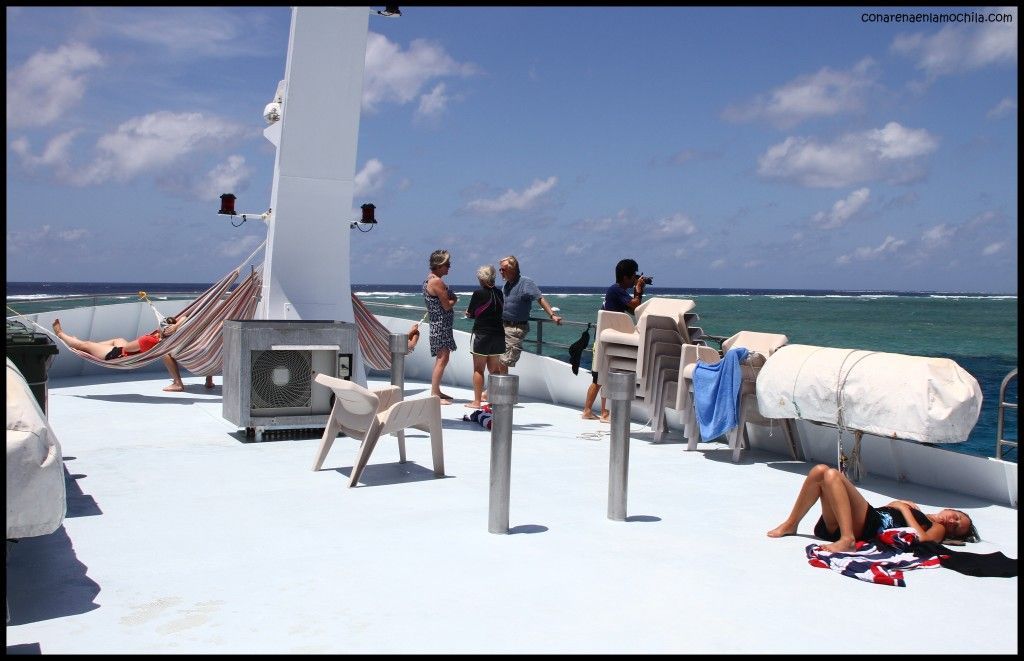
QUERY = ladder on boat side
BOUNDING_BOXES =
[995,368,1018,460]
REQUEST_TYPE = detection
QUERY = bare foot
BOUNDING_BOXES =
[481,391,488,401]
[599,414,611,424]
[52,319,63,334]
[438,392,455,401]
[820,537,857,553]
[465,402,482,409]
[766,524,797,538]
[582,412,598,420]
[163,383,185,392]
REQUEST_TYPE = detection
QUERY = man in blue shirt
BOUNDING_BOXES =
[497,255,562,373]
[583,258,648,420]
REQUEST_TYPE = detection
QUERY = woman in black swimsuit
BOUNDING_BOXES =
[767,463,978,552]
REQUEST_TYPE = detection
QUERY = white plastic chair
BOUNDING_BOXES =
[311,372,444,487]
[679,331,797,461]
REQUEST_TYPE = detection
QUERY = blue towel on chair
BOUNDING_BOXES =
[693,347,749,441]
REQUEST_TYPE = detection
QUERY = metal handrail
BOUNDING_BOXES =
[361,300,594,360]
[996,368,1018,460]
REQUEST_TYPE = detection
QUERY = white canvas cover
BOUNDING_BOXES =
[755,344,982,444]
[6,357,66,538]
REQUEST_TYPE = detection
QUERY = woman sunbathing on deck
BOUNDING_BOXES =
[767,463,979,552]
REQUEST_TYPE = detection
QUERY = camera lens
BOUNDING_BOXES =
[642,275,653,285]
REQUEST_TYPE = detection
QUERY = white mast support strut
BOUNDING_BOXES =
[259,6,369,326]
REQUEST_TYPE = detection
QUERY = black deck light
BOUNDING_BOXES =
[219,193,237,216]
[351,203,378,232]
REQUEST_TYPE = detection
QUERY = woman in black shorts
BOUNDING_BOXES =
[767,463,979,552]
[464,264,504,408]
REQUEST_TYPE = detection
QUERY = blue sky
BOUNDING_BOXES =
[6,6,1018,293]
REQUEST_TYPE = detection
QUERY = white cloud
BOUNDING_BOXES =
[10,131,79,174]
[416,83,449,119]
[465,176,557,214]
[836,235,906,264]
[758,122,938,188]
[921,223,956,248]
[104,7,263,58]
[710,258,727,270]
[197,155,251,202]
[811,188,871,229]
[651,212,698,238]
[69,111,248,185]
[722,58,876,128]
[575,209,635,233]
[6,43,104,128]
[891,7,1017,78]
[354,158,387,197]
[363,32,478,116]
[6,223,91,251]
[987,97,1017,119]
[982,242,1004,255]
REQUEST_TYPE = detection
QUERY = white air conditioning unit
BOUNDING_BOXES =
[222,320,357,440]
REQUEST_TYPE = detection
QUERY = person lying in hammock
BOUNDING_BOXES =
[766,463,979,553]
[52,316,187,361]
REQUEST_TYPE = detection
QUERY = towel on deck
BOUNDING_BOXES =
[693,347,748,440]
[805,528,944,587]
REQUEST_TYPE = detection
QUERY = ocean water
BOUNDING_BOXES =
[7,281,1017,462]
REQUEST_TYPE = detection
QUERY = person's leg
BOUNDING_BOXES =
[767,463,830,537]
[431,349,452,403]
[599,397,609,422]
[162,355,185,392]
[51,319,118,360]
[467,354,485,407]
[583,380,600,419]
[817,467,872,553]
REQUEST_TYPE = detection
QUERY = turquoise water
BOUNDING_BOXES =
[7,282,1017,462]
[357,286,1018,463]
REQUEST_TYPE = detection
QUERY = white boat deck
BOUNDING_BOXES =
[6,371,1019,654]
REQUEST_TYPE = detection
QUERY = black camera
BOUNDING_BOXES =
[640,275,653,285]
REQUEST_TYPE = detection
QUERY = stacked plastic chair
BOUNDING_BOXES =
[593,297,708,434]
[664,330,800,462]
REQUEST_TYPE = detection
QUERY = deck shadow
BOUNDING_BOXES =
[5,527,100,626]
[74,393,219,405]
[64,466,101,518]
[509,524,548,534]
[334,461,451,487]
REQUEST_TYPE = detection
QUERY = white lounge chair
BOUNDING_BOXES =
[310,372,444,487]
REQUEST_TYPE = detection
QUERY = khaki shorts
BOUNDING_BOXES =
[500,322,529,367]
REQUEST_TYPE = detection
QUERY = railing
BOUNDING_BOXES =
[6,292,203,317]
[996,368,1018,460]
[361,300,595,366]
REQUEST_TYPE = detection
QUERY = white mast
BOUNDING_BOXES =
[256,6,370,381]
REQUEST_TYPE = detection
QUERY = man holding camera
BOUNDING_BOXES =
[583,258,649,420]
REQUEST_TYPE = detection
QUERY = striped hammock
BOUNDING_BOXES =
[352,293,392,371]
[53,265,263,371]
[50,241,266,371]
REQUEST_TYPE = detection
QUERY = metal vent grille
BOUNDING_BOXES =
[250,350,312,409]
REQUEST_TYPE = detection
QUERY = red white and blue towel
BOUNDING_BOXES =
[805,528,944,587]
